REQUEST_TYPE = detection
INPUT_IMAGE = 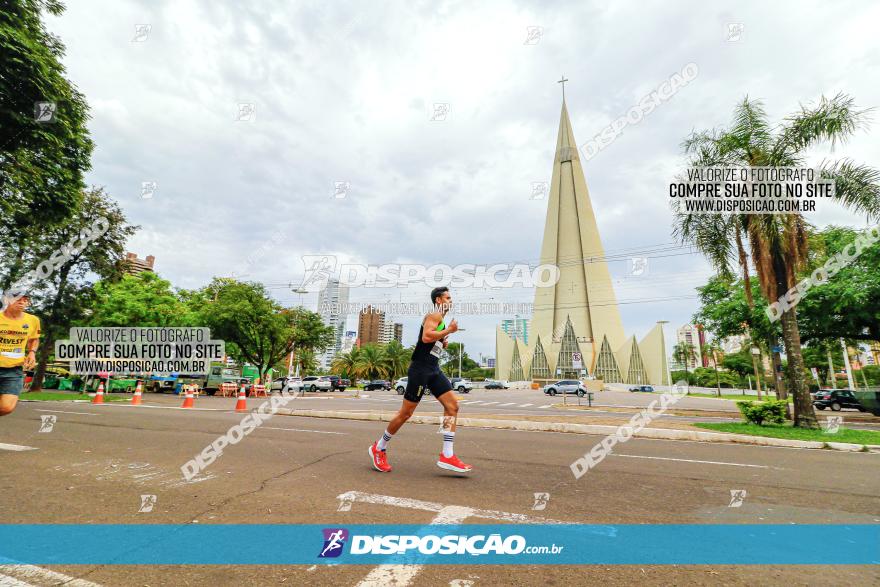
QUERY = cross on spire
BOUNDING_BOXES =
[557,75,569,101]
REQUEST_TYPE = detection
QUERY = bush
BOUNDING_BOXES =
[735,400,787,426]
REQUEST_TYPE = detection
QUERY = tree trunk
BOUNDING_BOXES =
[780,307,817,428]
[29,338,54,392]
[712,355,721,397]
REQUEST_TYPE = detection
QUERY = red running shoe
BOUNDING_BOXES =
[437,453,472,473]
[369,442,392,472]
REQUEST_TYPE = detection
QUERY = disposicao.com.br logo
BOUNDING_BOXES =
[318,528,563,557]
[299,255,561,290]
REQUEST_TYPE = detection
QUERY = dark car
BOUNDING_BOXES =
[327,376,347,392]
[484,380,510,389]
[364,380,391,391]
[629,385,655,393]
[813,389,866,412]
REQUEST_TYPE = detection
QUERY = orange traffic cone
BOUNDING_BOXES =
[131,381,143,405]
[92,381,105,404]
[181,385,195,408]
[234,385,248,412]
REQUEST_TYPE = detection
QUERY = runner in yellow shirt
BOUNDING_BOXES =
[0,290,41,416]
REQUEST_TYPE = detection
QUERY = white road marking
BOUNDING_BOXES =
[465,401,483,405]
[612,454,770,468]
[538,405,552,409]
[0,565,102,586]
[34,409,99,416]
[481,402,498,406]
[342,491,581,587]
[520,403,534,407]
[260,427,346,435]
[0,443,37,452]
[94,404,229,412]
[497,403,516,407]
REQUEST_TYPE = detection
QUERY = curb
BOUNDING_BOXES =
[273,408,880,453]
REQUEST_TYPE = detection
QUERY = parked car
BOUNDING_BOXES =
[394,377,408,395]
[271,377,302,393]
[327,375,347,392]
[301,375,332,392]
[813,389,866,412]
[484,380,510,389]
[629,385,655,393]
[543,379,588,397]
[449,377,472,393]
[364,380,391,391]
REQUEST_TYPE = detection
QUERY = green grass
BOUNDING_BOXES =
[686,392,793,402]
[695,422,880,445]
[21,391,129,402]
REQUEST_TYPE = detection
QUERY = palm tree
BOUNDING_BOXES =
[674,94,880,428]
[672,342,696,392]
[381,340,410,381]
[294,348,317,376]
[330,347,361,379]
[704,339,724,397]
[354,343,389,380]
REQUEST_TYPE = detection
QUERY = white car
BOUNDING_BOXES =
[394,377,408,395]
[449,378,472,393]
[301,376,331,392]
[271,377,302,393]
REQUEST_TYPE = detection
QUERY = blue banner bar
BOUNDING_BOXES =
[1,525,877,565]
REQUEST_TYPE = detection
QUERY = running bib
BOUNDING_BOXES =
[430,320,446,358]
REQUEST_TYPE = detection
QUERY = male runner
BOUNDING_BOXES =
[369,286,472,473]
[0,290,41,416]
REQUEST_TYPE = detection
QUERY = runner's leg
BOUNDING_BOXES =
[0,394,18,416]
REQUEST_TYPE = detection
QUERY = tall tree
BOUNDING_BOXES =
[198,280,333,381]
[796,225,880,344]
[88,272,186,328]
[1,0,94,290]
[674,94,880,428]
[28,187,137,391]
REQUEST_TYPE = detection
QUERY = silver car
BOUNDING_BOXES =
[543,379,587,397]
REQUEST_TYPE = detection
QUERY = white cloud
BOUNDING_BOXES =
[45,0,880,359]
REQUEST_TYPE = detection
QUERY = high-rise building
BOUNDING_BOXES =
[340,331,357,354]
[317,279,349,369]
[379,320,403,344]
[358,306,385,345]
[676,324,703,370]
[501,317,529,345]
[495,93,668,385]
[122,252,155,275]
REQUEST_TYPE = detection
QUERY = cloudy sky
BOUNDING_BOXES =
[46,0,880,360]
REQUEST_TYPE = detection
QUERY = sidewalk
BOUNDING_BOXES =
[273,406,880,453]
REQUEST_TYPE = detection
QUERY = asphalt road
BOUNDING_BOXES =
[1,398,878,586]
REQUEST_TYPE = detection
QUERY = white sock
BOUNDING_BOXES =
[442,431,455,458]
[377,429,393,451]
